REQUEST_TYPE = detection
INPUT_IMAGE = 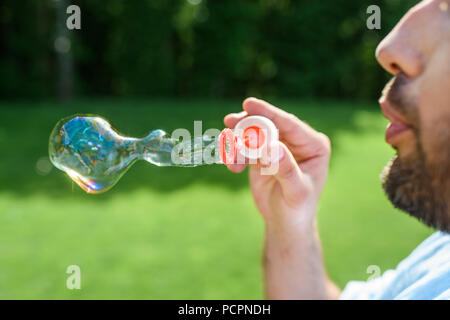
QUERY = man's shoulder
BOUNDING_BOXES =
[398,231,450,271]
[381,232,450,299]
[340,232,450,300]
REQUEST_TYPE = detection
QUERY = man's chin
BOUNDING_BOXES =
[381,154,449,232]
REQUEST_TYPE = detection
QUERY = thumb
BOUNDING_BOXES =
[263,142,308,204]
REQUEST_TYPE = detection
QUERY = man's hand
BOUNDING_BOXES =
[224,98,339,299]
[224,98,330,230]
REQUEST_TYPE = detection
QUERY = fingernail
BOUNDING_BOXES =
[246,97,259,103]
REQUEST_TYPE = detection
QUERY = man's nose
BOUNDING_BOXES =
[375,32,424,78]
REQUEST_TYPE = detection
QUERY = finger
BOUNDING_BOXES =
[242,97,320,147]
[259,142,284,167]
[270,142,309,205]
[227,163,247,173]
[224,111,247,129]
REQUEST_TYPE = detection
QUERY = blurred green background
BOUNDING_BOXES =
[0,0,434,299]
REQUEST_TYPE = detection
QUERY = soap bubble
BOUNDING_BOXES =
[49,115,219,193]
[35,156,53,176]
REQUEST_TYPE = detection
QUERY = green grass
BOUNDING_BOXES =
[0,98,433,299]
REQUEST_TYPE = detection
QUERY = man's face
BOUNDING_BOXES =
[376,0,450,231]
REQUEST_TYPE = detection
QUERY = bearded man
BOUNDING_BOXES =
[224,0,450,299]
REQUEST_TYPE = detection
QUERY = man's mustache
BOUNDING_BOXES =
[381,73,416,123]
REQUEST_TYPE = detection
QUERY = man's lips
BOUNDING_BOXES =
[379,96,412,145]
[385,122,411,143]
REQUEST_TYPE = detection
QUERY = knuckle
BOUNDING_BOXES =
[318,133,331,155]
[286,112,300,123]
[283,113,302,132]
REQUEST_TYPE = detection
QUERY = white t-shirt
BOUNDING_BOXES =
[340,232,450,300]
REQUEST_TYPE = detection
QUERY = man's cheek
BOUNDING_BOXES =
[421,116,450,161]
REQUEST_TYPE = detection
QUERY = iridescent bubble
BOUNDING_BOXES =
[35,156,53,176]
[48,115,219,193]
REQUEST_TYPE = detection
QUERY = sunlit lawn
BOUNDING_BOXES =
[0,99,433,299]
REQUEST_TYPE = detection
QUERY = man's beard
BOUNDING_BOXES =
[380,76,449,232]
[381,143,449,232]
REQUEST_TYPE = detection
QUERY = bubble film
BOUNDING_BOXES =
[49,115,219,193]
